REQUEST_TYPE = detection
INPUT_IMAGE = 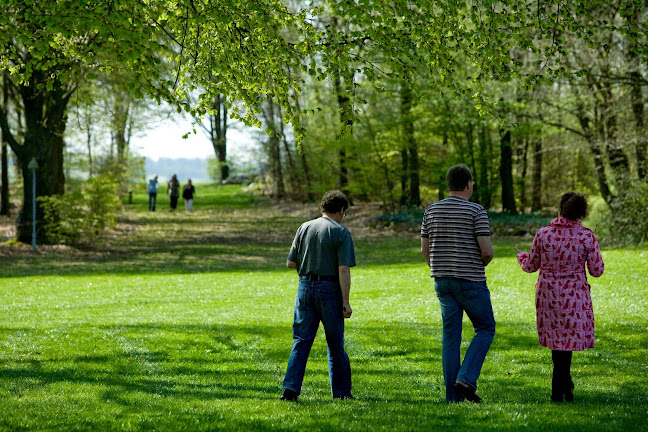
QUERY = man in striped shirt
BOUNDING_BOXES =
[421,164,496,403]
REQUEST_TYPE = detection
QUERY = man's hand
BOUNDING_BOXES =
[343,303,352,319]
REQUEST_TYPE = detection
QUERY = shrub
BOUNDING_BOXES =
[40,174,122,245]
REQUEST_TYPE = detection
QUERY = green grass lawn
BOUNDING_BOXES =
[1,184,647,431]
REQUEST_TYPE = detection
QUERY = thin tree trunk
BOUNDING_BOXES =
[399,147,408,206]
[266,100,284,198]
[1,72,9,216]
[576,105,612,204]
[86,118,93,178]
[291,90,314,200]
[400,80,420,206]
[499,129,517,213]
[280,119,300,197]
[531,139,543,212]
[214,94,229,182]
[630,70,647,180]
[333,70,353,194]
[519,138,529,213]
[478,125,492,208]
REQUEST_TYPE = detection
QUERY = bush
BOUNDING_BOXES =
[40,174,122,245]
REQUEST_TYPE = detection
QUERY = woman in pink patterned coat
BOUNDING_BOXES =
[515,193,604,402]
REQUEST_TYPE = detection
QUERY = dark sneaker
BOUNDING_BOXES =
[454,382,482,403]
[280,388,299,402]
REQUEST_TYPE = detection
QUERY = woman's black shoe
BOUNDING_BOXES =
[564,379,574,402]
[551,377,564,402]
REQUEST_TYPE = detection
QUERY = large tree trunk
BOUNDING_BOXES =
[499,129,517,213]
[14,73,69,243]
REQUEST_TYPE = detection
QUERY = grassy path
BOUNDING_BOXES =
[1,185,647,431]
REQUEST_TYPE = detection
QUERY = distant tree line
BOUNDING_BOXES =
[1,1,647,243]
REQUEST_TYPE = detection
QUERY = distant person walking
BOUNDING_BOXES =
[515,192,604,402]
[147,174,158,211]
[420,164,495,403]
[281,190,356,402]
[168,174,180,211]
[182,179,195,211]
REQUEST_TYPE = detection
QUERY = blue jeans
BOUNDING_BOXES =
[434,278,496,402]
[148,192,157,211]
[283,280,352,398]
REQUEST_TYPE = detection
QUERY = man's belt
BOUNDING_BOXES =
[300,274,338,281]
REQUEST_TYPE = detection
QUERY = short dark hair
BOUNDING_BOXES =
[559,192,588,221]
[446,165,473,191]
[320,190,350,214]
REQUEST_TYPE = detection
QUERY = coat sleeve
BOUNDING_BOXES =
[586,233,605,277]
[517,231,542,273]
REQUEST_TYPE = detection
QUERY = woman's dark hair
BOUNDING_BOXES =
[446,164,473,191]
[320,190,350,214]
[559,192,588,221]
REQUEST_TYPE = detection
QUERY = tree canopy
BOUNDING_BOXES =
[1,0,648,243]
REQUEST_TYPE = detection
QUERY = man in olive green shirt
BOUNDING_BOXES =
[281,190,356,402]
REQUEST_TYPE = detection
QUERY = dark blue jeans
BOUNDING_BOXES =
[434,278,496,402]
[148,192,157,211]
[282,280,352,398]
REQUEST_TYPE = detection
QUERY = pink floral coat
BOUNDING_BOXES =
[517,217,605,351]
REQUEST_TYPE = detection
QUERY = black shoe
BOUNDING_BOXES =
[564,379,574,402]
[280,388,298,402]
[334,394,355,400]
[550,393,564,402]
[454,382,482,403]
[551,377,564,402]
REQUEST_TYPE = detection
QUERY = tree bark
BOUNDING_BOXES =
[11,72,70,243]
[213,94,229,182]
[265,100,284,198]
[531,139,543,212]
[290,89,314,200]
[576,105,612,204]
[518,138,529,213]
[1,72,9,216]
[629,70,647,180]
[333,69,353,194]
[400,80,420,206]
[478,125,492,208]
[499,129,517,213]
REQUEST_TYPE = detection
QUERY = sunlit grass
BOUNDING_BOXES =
[1,185,647,431]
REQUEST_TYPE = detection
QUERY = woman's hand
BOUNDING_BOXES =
[514,247,523,254]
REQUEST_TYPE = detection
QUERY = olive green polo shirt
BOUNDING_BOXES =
[287,216,356,277]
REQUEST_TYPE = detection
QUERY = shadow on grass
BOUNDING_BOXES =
[1,319,647,431]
